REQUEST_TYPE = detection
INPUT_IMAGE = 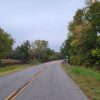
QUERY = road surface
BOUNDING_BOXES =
[0,61,88,100]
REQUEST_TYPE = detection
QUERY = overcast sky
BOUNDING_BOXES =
[0,0,85,51]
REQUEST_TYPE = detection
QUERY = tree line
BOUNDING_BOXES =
[10,40,61,63]
[61,0,100,67]
[0,28,61,66]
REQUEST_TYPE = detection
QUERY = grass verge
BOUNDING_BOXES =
[62,64,100,100]
[0,64,34,76]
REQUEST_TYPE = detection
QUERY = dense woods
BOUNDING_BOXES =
[0,28,14,65]
[10,40,60,63]
[0,30,61,66]
[61,1,100,67]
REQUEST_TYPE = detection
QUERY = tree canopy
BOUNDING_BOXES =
[0,28,14,59]
[61,1,100,67]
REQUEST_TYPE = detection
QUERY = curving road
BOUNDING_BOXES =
[0,61,88,100]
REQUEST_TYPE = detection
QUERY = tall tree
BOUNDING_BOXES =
[0,28,14,64]
[61,1,100,66]
[12,40,31,63]
[86,0,98,6]
[86,2,100,33]
[32,40,48,61]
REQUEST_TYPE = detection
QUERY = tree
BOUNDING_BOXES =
[61,1,100,67]
[11,40,31,63]
[60,38,71,59]
[31,40,59,62]
[9,39,59,63]
[86,2,100,33]
[0,28,14,64]
[85,0,98,6]
[33,40,48,51]
[31,40,48,61]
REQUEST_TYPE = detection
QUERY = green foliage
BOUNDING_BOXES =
[0,28,14,58]
[67,66,100,81]
[10,40,31,63]
[63,65,100,100]
[31,40,48,61]
[85,0,98,6]
[60,38,71,58]
[0,64,30,76]
[87,1,100,33]
[10,40,60,63]
[61,1,100,67]
[31,40,60,62]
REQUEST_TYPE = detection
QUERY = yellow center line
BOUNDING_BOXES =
[5,92,16,100]
[5,67,47,100]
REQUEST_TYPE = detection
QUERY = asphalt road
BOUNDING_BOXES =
[0,61,88,100]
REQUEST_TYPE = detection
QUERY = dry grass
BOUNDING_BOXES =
[0,64,32,76]
[1,59,21,65]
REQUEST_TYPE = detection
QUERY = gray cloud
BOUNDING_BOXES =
[0,0,85,51]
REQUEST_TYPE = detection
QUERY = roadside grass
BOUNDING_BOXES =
[62,64,100,100]
[0,64,34,76]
